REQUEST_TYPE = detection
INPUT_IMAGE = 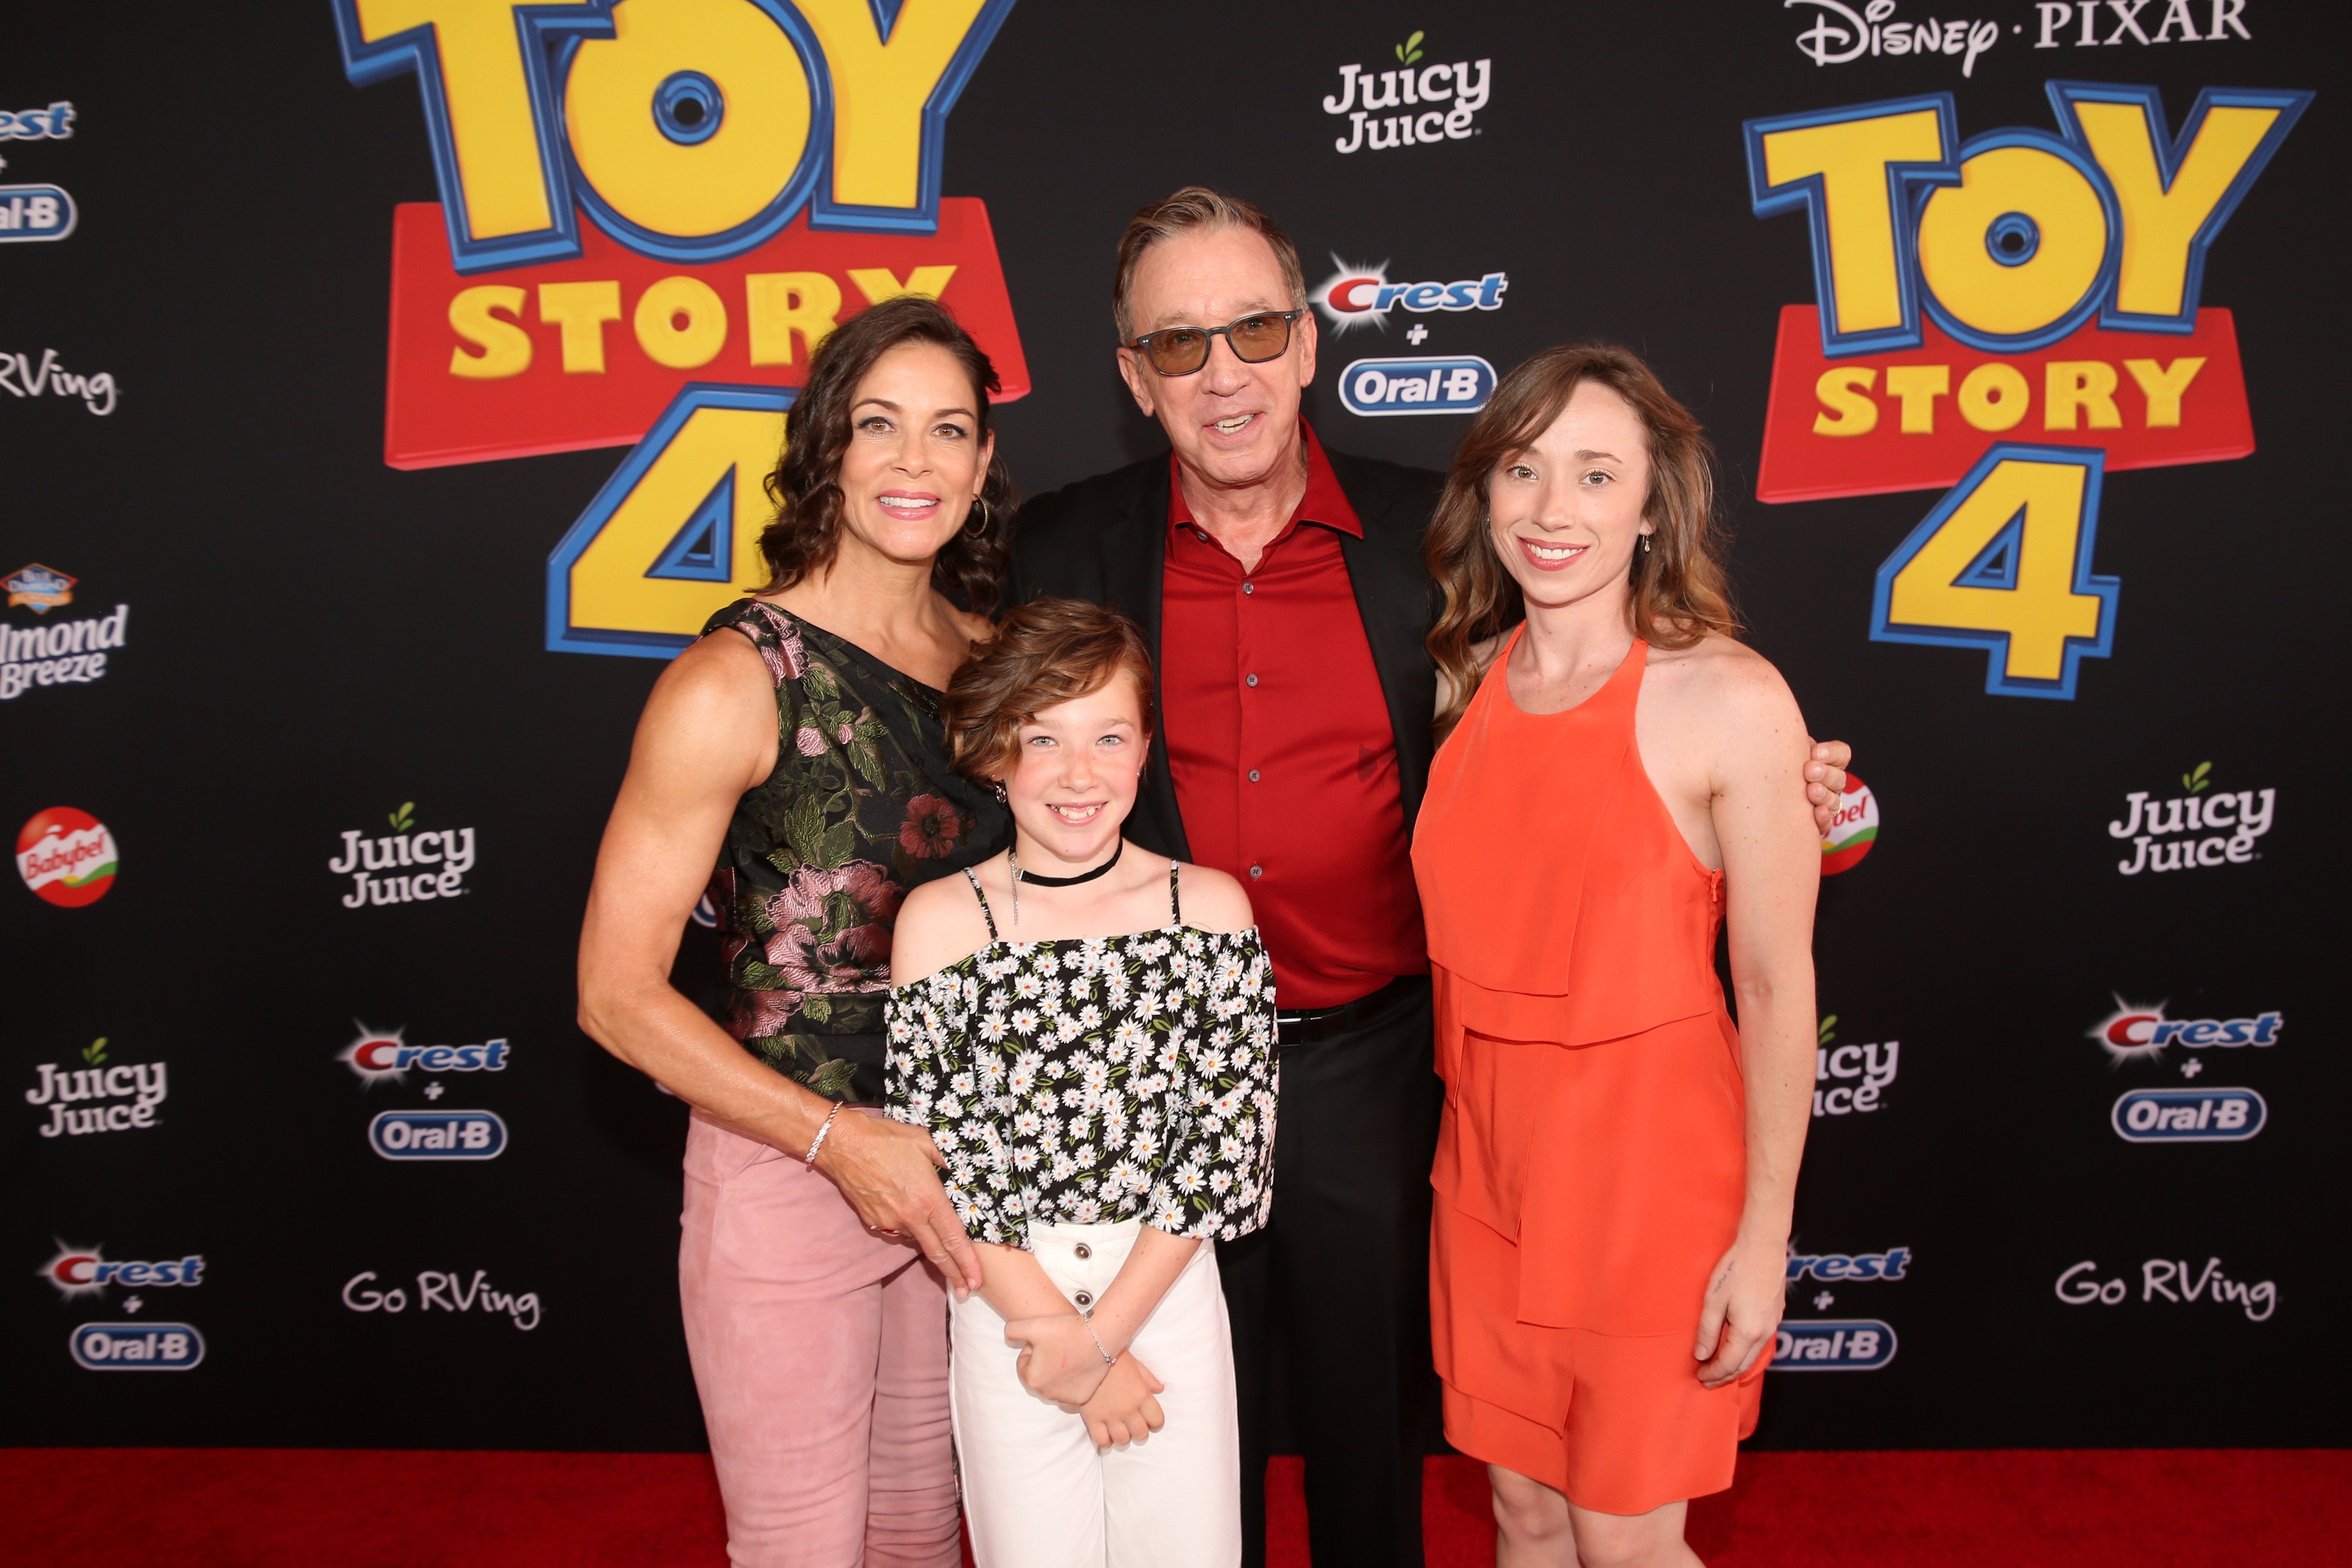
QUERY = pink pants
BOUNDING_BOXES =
[680,1110,961,1567]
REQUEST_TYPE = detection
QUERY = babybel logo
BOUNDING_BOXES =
[17,807,116,906]
[2113,1086,2266,1143]
[0,184,75,243]
[2109,763,2273,875]
[330,802,476,907]
[369,1108,508,1161]
[1338,356,1494,418]
[71,1323,204,1371]
[1771,1319,1897,1370]
[1323,38,1491,155]
[1820,773,1878,873]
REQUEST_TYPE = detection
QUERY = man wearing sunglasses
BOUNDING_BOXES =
[1007,187,1852,1568]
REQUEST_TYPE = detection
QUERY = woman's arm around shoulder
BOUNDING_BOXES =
[1173,858,1256,934]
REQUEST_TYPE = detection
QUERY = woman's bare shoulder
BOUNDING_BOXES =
[1175,861,1257,935]
[1646,633,1803,739]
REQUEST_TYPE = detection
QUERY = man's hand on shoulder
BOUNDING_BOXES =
[1804,740,1852,839]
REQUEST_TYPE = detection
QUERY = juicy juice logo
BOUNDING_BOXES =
[26,1037,168,1139]
[1744,82,2309,701]
[2107,761,2273,875]
[1322,33,1491,154]
[333,0,1027,660]
[329,801,477,907]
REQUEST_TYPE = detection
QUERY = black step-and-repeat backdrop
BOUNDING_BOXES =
[6,1,2344,1451]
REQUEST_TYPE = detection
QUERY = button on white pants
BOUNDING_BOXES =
[951,1218,1241,1568]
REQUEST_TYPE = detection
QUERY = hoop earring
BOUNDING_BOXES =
[964,496,992,538]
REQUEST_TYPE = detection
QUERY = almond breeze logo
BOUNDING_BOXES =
[2109,763,2274,875]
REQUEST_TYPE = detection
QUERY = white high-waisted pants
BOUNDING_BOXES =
[951,1218,1241,1568]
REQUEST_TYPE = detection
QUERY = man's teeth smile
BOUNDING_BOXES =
[1212,416,1253,433]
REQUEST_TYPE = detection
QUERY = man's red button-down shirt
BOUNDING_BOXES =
[1160,426,1428,1008]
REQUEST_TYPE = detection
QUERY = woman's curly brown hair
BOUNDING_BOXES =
[757,295,1016,613]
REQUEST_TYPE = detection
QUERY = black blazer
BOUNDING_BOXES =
[1007,444,1444,863]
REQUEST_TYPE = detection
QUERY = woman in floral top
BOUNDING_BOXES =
[579,298,1014,1568]
[886,598,1277,1568]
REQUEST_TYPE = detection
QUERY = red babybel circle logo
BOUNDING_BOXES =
[17,806,118,907]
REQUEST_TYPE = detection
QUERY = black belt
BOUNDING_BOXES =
[1275,973,1423,1047]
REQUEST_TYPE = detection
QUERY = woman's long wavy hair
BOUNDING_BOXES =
[757,295,1016,613]
[1426,342,1739,740]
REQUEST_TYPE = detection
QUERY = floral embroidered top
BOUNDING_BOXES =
[703,599,1008,1105]
[884,862,1279,1249]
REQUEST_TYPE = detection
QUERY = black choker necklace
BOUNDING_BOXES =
[1012,839,1122,888]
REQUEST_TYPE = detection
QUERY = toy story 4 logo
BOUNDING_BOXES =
[333,0,1022,657]
[1743,79,2308,699]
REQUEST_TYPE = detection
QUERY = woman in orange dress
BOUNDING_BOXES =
[1411,344,1821,1566]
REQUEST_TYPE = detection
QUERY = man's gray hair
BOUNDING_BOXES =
[1113,186,1310,342]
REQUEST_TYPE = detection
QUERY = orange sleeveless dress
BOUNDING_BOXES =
[1411,635,1766,1515]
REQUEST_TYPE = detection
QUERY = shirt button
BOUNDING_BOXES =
[1243,582,1255,596]
[1245,673,1259,687]
[1073,1243,1092,1260]
[1074,1290,1094,1308]
[1249,865,1264,878]
[1248,769,1261,782]
[1195,529,1210,545]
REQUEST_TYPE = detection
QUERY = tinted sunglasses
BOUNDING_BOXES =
[1126,310,1304,376]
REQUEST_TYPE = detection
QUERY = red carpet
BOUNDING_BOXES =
[4,1446,2344,1564]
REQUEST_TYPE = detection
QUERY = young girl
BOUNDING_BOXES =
[885,597,1277,1567]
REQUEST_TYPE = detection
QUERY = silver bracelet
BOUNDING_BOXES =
[803,1102,844,1166]
[1084,1321,1116,1367]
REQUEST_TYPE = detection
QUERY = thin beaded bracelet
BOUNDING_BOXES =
[803,1102,844,1166]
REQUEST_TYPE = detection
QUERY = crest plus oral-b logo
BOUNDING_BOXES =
[71,1323,205,1371]
[369,1108,508,1161]
[2113,1086,2266,1143]
[1771,1318,1897,1370]
[1338,356,1494,417]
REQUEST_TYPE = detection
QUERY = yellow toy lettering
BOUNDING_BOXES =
[1758,107,1948,340]
[1916,143,2110,343]
[565,0,815,243]
[2122,356,2206,427]
[1885,364,1951,433]
[746,272,844,366]
[538,280,623,373]
[1957,363,2030,431]
[793,0,992,213]
[448,284,531,378]
[2071,100,2282,322]
[847,265,959,306]
[634,276,728,369]
[2043,361,2122,430]
[353,0,569,243]
[1813,367,1879,436]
